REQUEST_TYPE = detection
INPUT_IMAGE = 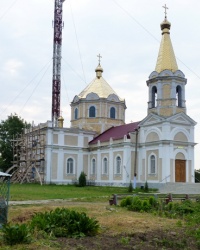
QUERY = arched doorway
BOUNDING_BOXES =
[175,153,186,182]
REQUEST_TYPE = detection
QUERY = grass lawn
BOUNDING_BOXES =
[9,183,129,201]
[1,184,199,249]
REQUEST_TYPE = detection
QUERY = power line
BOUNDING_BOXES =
[69,0,87,84]
[0,60,52,118]
[62,57,86,83]
[0,0,19,21]
[19,62,51,114]
[112,0,200,80]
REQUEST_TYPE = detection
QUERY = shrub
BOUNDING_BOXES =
[173,200,195,215]
[149,196,158,209]
[142,200,151,212]
[128,196,142,212]
[128,181,133,193]
[120,196,133,207]
[78,171,87,187]
[30,208,100,237]
[144,181,149,192]
[2,223,31,246]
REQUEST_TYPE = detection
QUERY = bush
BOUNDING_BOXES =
[120,196,133,207]
[144,181,149,192]
[30,208,100,237]
[128,196,142,212]
[2,223,31,246]
[79,171,87,187]
[149,196,158,208]
[142,200,151,212]
[128,181,133,193]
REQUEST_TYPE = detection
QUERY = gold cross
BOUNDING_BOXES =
[97,53,102,64]
[162,4,168,19]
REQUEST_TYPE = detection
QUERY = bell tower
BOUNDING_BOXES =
[146,6,187,117]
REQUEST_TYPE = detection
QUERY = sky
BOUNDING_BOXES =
[0,0,200,169]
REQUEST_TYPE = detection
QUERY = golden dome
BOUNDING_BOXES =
[155,18,178,73]
[78,64,123,100]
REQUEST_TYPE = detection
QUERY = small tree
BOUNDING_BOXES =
[144,181,149,192]
[128,181,133,193]
[78,171,86,187]
[195,169,200,183]
[0,114,30,172]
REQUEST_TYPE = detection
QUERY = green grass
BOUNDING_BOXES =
[9,184,129,201]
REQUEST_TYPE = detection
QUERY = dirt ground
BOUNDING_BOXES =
[9,200,199,250]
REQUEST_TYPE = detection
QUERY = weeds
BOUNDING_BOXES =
[2,208,100,246]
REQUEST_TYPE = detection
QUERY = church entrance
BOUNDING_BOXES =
[175,160,186,182]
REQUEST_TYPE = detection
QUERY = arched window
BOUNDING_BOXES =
[150,155,156,174]
[89,106,96,117]
[151,86,157,108]
[116,156,121,174]
[67,158,74,174]
[103,158,108,174]
[176,85,182,107]
[110,107,116,119]
[91,159,96,175]
[74,108,78,120]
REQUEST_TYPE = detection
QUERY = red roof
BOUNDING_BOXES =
[89,121,140,145]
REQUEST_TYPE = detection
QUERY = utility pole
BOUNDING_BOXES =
[133,128,139,189]
[52,0,65,127]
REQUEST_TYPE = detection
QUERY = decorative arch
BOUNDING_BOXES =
[171,127,190,142]
[174,132,188,142]
[107,94,120,102]
[175,152,185,160]
[86,92,99,100]
[173,148,187,160]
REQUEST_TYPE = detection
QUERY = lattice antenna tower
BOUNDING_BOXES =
[52,0,65,127]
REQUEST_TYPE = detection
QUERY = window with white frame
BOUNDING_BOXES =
[116,156,121,174]
[67,158,74,174]
[150,155,156,174]
[102,157,108,174]
[91,159,96,175]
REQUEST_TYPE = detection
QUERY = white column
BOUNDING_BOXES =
[109,147,113,183]
[97,149,101,183]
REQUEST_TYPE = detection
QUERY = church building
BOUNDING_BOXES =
[23,13,197,188]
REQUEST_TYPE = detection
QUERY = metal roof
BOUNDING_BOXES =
[155,18,178,73]
[89,121,140,145]
[0,172,11,177]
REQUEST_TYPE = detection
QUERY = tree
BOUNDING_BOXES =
[195,169,200,183]
[78,171,87,187]
[0,114,29,172]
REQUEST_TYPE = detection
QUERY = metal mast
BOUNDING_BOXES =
[52,0,65,126]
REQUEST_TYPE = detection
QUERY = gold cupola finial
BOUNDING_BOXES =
[155,5,178,73]
[95,54,103,78]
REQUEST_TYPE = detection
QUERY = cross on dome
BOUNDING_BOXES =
[97,53,102,65]
[162,4,168,19]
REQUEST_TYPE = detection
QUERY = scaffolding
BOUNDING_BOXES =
[0,172,11,227]
[7,124,46,185]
